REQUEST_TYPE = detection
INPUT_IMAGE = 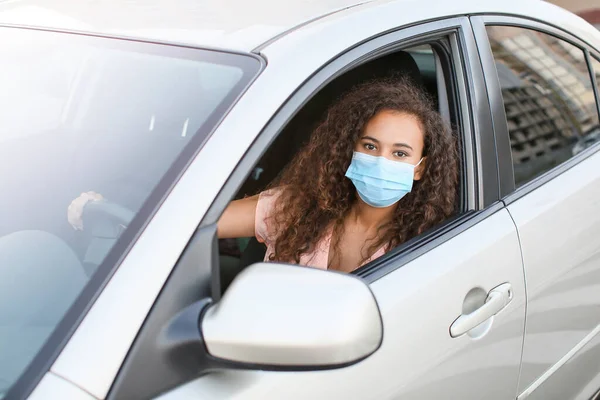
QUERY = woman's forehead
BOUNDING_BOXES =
[362,111,424,145]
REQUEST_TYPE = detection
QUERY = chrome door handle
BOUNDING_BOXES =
[450,283,513,338]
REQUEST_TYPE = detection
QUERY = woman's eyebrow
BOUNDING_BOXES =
[362,136,413,150]
[394,143,413,150]
[361,136,379,143]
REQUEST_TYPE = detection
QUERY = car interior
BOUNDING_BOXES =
[218,44,459,292]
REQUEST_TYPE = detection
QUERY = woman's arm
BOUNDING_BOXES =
[217,194,260,239]
[69,191,260,239]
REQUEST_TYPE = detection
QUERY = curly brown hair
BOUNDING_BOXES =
[265,77,459,266]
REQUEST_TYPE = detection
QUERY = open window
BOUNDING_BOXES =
[218,41,467,293]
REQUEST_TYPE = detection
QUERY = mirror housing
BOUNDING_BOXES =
[200,262,383,369]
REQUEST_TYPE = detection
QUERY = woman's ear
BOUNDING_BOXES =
[414,157,427,181]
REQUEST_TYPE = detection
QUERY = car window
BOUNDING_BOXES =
[0,27,259,398]
[218,43,465,292]
[486,26,600,187]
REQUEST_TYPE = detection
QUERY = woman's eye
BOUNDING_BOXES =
[393,151,408,158]
[364,143,376,151]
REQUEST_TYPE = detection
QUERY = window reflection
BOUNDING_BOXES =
[487,26,600,186]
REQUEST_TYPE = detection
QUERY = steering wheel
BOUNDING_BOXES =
[80,200,136,274]
[83,200,135,238]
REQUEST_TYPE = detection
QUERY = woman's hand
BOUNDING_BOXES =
[67,191,104,231]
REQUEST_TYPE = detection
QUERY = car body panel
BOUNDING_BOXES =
[0,0,372,52]
[507,150,600,399]
[518,324,600,400]
[0,0,596,52]
[156,209,525,400]
[28,372,97,400]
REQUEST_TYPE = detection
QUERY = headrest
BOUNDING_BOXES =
[325,50,423,101]
[291,51,423,135]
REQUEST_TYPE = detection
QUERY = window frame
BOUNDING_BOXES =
[471,15,600,204]
[200,16,500,285]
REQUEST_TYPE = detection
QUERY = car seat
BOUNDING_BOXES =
[0,230,86,395]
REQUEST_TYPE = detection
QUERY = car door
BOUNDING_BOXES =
[132,17,527,400]
[152,213,524,400]
[473,16,600,400]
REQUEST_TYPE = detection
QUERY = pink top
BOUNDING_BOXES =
[255,190,386,270]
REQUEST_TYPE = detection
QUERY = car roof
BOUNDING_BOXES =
[0,0,597,53]
[0,0,373,51]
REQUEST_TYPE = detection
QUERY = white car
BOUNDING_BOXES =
[2,0,600,399]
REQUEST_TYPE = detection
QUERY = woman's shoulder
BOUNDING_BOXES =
[257,186,288,209]
[255,187,285,245]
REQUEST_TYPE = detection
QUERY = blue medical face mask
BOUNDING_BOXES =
[345,151,423,208]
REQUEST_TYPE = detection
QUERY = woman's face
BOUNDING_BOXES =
[355,110,426,180]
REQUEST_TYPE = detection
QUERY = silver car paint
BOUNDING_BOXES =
[0,0,373,52]
[25,1,600,399]
[508,150,600,399]
[0,0,596,53]
[28,372,96,400]
[202,263,383,366]
[158,209,525,400]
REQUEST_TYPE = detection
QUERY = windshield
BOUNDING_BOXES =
[0,27,259,397]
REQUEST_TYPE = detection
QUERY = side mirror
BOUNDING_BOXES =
[200,262,383,369]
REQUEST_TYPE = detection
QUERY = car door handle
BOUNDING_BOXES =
[450,283,513,338]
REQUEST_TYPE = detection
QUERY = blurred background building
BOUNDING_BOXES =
[486,13,600,185]
[549,0,600,28]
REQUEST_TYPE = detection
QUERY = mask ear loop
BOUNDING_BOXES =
[415,157,424,167]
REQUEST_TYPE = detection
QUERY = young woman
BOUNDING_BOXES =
[216,78,459,272]
[69,78,458,273]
